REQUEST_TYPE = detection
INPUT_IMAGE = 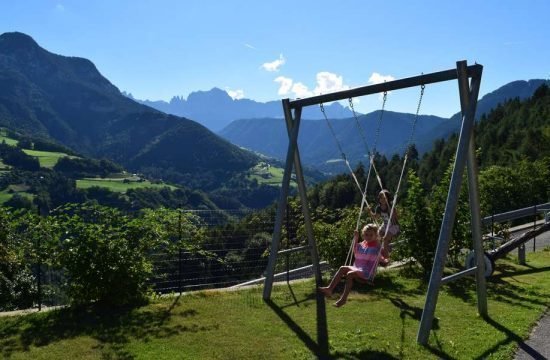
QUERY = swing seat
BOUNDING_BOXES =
[354,276,375,286]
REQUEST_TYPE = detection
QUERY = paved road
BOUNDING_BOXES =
[514,310,550,360]
[512,225,549,360]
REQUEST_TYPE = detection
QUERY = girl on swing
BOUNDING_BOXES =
[318,223,380,307]
[369,189,400,265]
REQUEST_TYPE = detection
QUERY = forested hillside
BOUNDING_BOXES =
[418,83,550,190]
[310,84,549,211]
[0,32,263,204]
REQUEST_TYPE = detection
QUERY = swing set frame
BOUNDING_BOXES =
[263,60,485,345]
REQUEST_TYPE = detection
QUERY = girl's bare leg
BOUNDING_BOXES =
[319,266,349,297]
[334,271,359,307]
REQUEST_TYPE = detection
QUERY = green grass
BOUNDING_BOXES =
[1,251,549,359]
[0,134,18,146]
[0,192,12,203]
[247,162,290,187]
[76,178,177,193]
[0,185,34,204]
[22,149,75,168]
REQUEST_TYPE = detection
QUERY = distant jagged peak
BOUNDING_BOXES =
[187,87,233,103]
[170,95,186,104]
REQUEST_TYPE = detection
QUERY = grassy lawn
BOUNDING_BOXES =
[22,149,75,168]
[0,134,18,146]
[76,178,177,193]
[0,251,549,359]
[248,162,291,187]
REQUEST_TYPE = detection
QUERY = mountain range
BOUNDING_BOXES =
[130,88,355,131]
[0,32,257,187]
[0,31,547,184]
[218,79,549,171]
[131,66,548,172]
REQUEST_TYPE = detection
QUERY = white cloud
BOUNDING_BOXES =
[261,54,286,72]
[313,72,349,95]
[274,71,352,99]
[291,82,313,98]
[226,88,245,100]
[274,76,293,95]
[244,43,256,49]
[368,72,395,84]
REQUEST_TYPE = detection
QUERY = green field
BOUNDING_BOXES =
[0,186,34,204]
[76,178,178,193]
[1,251,549,359]
[0,134,18,146]
[22,149,75,168]
[248,162,289,186]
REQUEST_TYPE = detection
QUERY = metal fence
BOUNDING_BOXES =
[19,204,550,311]
[28,209,313,309]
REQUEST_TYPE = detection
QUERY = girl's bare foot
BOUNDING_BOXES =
[318,287,332,297]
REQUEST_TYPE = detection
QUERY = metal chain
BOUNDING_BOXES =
[348,99,367,157]
[403,84,425,157]
[320,103,347,161]
[373,91,388,156]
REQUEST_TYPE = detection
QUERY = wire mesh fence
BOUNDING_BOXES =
[24,208,316,309]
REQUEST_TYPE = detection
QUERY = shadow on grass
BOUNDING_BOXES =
[387,297,444,359]
[266,297,398,360]
[354,272,426,299]
[278,291,317,310]
[472,315,545,360]
[492,264,550,280]
[265,298,329,358]
[330,349,400,359]
[0,296,200,359]
[487,263,550,310]
[437,262,550,309]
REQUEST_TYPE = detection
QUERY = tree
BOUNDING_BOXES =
[396,170,437,275]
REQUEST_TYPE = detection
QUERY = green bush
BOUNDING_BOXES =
[0,209,37,311]
[51,204,202,306]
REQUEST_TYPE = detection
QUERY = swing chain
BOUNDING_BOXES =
[374,91,388,156]
[320,102,347,163]
[403,84,425,157]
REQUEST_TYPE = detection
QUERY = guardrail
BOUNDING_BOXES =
[482,202,550,226]
[480,202,550,266]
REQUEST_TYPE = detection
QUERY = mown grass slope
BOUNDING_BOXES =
[1,251,549,359]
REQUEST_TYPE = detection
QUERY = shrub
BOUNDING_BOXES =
[51,204,200,306]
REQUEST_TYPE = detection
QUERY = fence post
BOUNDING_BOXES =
[518,244,526,265]
[533,204,537,252]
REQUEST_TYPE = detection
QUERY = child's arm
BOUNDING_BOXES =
[353,230,359,244]
[368,206,378,219]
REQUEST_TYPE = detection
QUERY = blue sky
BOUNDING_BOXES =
[1,0,549,118]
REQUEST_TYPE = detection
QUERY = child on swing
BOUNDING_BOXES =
[318,223,381,307]
[369,189,400,265]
